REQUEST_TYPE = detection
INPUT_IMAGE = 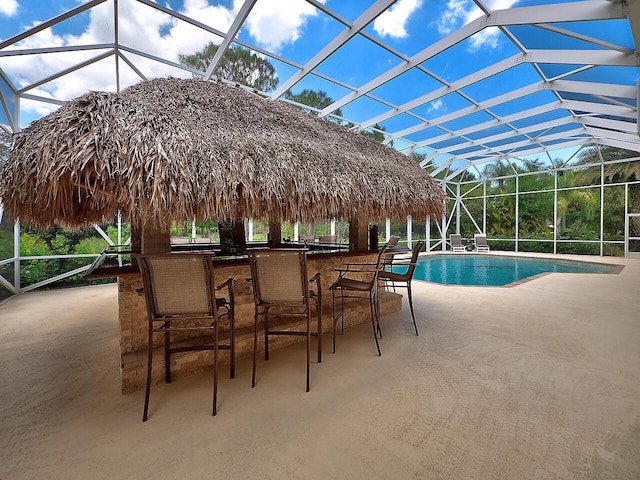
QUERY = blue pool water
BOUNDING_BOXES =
[407,254,614,286]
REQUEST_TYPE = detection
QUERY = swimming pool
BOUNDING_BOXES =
[407,254,615,286]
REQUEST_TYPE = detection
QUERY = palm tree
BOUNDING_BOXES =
[482,159,516,193]
[556,189,598,231]
[486,196,515,237]
[574,146,639,184]
[573,145,640,233]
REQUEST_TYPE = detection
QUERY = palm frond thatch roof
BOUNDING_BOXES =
[0,77,445,229]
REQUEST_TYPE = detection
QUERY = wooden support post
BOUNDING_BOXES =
[349,212,369,251]
[130,222,142,255]
[268,217,282,248]
[141,224,170,253]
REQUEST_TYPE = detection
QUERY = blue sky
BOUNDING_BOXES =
[0,0,636,168]
[0,0,531,119]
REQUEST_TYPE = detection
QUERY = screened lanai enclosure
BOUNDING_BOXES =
[1,0,639,301]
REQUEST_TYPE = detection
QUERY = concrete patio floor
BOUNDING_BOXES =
[1,253,639,479]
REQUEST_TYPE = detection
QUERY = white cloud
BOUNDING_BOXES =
[437,0,469,36]
[20,95,59,118]
[0,0,18,17]
[244,0,325,52]
[427,99,443,113]
[490,0,521,9]
[4,1,185,103]
[373,0,422,39]
[437,0,518,50]
[468,27,501,52]
[4,0,324,120]
[174,0,239,55]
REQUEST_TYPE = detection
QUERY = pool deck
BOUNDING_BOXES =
[1,252,639,479]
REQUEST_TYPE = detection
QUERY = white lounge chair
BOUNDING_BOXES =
[474,234,490,253]
[450,234,466,252]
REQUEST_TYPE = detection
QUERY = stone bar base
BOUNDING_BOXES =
[118,252,403,394]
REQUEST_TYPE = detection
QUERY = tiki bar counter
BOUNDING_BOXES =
[117,251,403,394]
[89,226,404,394]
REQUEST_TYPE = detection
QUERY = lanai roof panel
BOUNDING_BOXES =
[509,109,571,129]
[488,90,559,118]
[377,113,424,135]
[458,64,541,104]
[338,94,391,124]
[403,125,451,145]
[564,65,640,86]
[408,92,475,122]
[419,33,520,85]
[239,1,345,66]
[282,74,353,109]
[369,68,443,107]
[465,124,514,141]
[313,34,402,88]
[439,111,497,133]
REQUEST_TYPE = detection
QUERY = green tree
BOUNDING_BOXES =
[0,119,13,260]
[518,193,554,239]
[179,43,278,92]
[412,151,428,166]
[283,89,339,112]
[18,223,116,287]
[0,130,15,293]
[486,195,515,238]
[359,123,387,143]
[283,89,345,127]
[574,146,639,187]
[575,146,637,171]
[482,159,515,194]
[574,146,640,233]
[516,160,554,239]
[556,189,598,232]
[482,160,517,239]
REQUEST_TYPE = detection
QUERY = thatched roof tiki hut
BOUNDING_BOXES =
[0,77,446,251]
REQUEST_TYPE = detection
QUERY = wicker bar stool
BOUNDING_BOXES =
[135,253,235,422]
[378,241,425,336]
[330,245,389,356]
[247,249,322,392]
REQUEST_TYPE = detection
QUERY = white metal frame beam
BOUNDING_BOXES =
[317,1,625,118]
[578,116,638,134]
[418,81,636,156]
[204,0,258,81]
[0,0,107,50]
[391,96,636,165]
[381,51,635,144]
[270,0,397,99]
